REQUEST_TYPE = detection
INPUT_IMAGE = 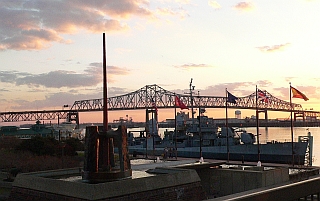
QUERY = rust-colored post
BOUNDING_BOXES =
[83,126,99,173]
[102,33,111,168]
[119,125,131,171]
[103,33,108,131]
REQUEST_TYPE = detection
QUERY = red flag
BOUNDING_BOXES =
[175,96,188,110]
[291,86,309,101]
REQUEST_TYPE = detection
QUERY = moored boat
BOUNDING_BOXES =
[125,79,312,165]
[127,112,312,166]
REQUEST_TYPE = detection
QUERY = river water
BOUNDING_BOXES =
[128,127,320,166]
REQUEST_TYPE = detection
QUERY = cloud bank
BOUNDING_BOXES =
[0,0,155,51]
[0,64,129,88]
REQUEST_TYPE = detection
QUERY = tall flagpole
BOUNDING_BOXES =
[102,33,111,167]
[225,88,229,162]
[103,33,108,132]
[174,94,177,159]
[290,82,294,166]
[189,79,195,131]
[256,85,260,162]
[197,91,202,159]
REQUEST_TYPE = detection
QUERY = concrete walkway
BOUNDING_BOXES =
[130,156,294,171]
[131,158,200,171]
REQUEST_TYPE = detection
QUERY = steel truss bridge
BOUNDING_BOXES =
[0,84,319,123]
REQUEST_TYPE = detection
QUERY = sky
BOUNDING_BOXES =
[1,0,320,125]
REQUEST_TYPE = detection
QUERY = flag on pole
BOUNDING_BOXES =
[291,86,309,101]
[227,91,238,104]
[257,89,269,103]
[175,95,188,109]
[151,98,158,114]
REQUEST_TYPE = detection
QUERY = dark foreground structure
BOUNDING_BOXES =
[7,159,320,201]
[8,166,205,201]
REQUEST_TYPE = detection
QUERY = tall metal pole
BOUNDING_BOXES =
[174,94,177,159]
[58,115,60,142]
[198,91,202,159]
[152,112,155,159]
[145,109,148,159]
[189,79,195,131]
[225,88,229,162]
[103,33,108,131]
[152,91,156,159]
[256,85,260,161]
[145,86,148,159]
[290,82,294,166]
[102,33,110,168]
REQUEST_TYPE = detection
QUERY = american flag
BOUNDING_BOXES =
[258,89,268,103]
[151,98,158,114]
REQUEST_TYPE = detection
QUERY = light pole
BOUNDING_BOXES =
[198,91,202,159]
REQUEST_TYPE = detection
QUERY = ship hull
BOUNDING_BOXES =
[128,142,309,165]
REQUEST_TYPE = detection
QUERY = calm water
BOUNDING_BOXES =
[245,127,320,166]
[129,127,320,166]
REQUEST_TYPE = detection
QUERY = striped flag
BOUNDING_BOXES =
[258,89,268,103]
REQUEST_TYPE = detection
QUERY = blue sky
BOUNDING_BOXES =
[0,0,319,123]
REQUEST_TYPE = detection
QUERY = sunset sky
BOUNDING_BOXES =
[1,0,319,124]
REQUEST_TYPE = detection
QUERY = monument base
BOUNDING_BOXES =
[82,169,132,183]
[8,167,206,201]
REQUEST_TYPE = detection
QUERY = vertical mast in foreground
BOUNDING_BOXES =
[103,33,108,131]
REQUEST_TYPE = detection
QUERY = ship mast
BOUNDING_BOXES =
[186,78,195,130]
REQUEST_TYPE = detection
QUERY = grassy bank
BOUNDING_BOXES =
[0,136,85,200]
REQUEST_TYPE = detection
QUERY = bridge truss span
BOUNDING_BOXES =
[71,84,304,113]
[0,110,77,122]
[0,84,317,123]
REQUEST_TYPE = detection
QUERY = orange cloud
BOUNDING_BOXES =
[256,43,291,52]
[1,29,66,50]
[233,2,254,11]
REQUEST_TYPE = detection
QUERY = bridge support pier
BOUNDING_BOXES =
[264,110,268,123]
[67,111,79,128]
[145,109,158,158]
[294,111,305,122]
